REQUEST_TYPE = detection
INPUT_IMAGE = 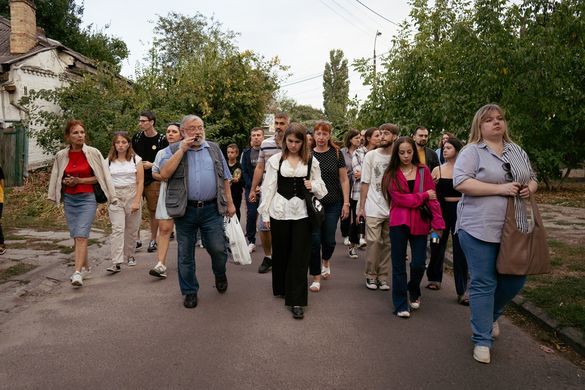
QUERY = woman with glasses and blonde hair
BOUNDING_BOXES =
[454,103,537,364]
[105,131,144,273]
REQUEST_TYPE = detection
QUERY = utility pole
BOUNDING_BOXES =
[373,30,382,85]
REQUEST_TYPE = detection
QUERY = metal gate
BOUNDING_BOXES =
[0,123,26,187]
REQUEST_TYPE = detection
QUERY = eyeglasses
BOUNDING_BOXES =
[183,125,204,132]
[502,162,513,182]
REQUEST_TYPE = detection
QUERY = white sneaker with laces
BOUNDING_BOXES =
[128,257,137,266]
[397,311,410,318]
[366,278,378,290]
[149,263,167,278]
[80,267,92,280]
[248,243,256,253]
[348,247,358,259]
[71,272,83,287]
[410,299,421,310]
[378,280,390,291]
[359,238,367,248]
[343,236,350,246]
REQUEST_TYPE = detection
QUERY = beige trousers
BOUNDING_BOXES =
[109,186,141,265]
[364,216,391,282]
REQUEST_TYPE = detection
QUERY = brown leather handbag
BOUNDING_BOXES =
[496,195,551,275]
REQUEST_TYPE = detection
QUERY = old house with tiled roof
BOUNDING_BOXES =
[0,0,97,186]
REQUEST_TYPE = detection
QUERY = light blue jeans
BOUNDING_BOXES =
[458,230,526,347]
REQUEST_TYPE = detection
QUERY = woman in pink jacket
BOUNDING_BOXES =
[382,137,445,318]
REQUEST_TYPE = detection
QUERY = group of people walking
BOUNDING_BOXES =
[46,103,537,365]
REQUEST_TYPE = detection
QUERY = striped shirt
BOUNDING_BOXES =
[257,136,281,168]
[351,146,368,201]
[454,140,536,243]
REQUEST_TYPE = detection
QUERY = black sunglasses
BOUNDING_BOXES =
[502,162,513,182]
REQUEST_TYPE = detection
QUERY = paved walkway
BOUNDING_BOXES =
[0,225,583,389]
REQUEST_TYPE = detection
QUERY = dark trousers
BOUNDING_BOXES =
[0,203,4,245]
[427,201,468,295]
[271,217,311,307]
[310,202,342,276]
[390,225,428,313]
[232,188,242,222]
[244,189,258,244]
[339,198,359,244]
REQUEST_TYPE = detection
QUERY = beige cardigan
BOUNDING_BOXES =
[48,144,116,204]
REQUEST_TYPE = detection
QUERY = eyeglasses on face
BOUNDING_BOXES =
[502,162,513,182]
[183,125,204,132]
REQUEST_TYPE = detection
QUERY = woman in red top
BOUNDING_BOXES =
[48,120,115,287]
[382,137,445,318]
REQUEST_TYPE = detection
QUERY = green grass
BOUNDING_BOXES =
[0,262,37,284]
[523,240,585,334]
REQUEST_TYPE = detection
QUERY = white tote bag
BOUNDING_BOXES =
[224,215,252,265]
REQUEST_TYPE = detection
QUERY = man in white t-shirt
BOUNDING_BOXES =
[357,123,400,290]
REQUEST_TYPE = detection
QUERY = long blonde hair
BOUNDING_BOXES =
[468,104,513,144]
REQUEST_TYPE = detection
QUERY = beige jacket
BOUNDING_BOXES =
[48,144,116,204]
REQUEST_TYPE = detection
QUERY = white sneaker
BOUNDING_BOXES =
[359,238,367,248]
[492,321,500,339]
[248,243,256,253]
[343,236,350,246]
[473,346,491,364]
[127,257,137,266]
[71,272,83,287]
[149,263,167,278]
[378,280,390,291]
[410,299,421,310]
[348,247,358,259]
[366,278,378,290]
[397,311,410,318]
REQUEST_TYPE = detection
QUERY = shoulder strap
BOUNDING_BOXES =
[306,157,313,180]
[419,167,425,193]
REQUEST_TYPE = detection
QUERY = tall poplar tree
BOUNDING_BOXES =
[323,49,350,133]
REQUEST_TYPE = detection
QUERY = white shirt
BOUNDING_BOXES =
[361,149,391,218]
[258,153,328,222]
[109,156,142,188]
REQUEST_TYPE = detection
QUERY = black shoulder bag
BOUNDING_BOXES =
[304,157,324,227]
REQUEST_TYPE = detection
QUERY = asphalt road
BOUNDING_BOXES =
[0,225,584,389]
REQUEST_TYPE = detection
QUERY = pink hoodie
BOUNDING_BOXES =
[388,164,445,235]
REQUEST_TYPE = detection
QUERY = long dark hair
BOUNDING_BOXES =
[282,123,311,164]
[382,137,420,202]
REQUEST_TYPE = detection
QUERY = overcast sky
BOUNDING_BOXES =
[82,0,412,109]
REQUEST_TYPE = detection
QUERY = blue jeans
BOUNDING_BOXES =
[244,189,258,244]
[458,230,526,347]
[310,201,341,276]
[174,203,228,295]
[389,225,428,313]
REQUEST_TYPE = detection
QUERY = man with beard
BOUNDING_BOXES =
[413,126,439,172]
[159,115,236,308]
[249,113,290,273]
[357,123,400,290]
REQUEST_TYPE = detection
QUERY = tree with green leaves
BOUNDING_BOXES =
[22,12,281,155]
[0,0,128,69]
[354,0,585,188]
[277,97,325,128]
[323,49,349,135]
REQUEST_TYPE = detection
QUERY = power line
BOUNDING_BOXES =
[281,74,323,88]
[319,0,372,36]
[353,0,400,27]
[329,0,371,29]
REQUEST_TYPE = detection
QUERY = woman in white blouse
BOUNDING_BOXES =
[258,123,327,320]
[106,132,144,273]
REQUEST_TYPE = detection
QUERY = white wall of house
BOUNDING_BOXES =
[1,50,72,170]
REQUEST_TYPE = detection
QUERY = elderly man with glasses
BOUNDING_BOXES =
[159,115,236,309]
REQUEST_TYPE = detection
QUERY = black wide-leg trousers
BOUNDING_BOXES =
[270,217,311,307]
